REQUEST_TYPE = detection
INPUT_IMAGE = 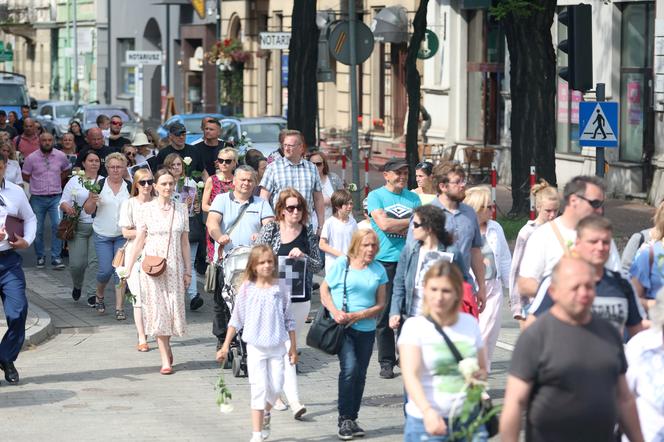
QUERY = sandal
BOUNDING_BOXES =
[95,297,105,313]
[115,309,127,321]
[136,342,149,352]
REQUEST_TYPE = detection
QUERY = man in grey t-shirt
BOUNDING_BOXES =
[500,257,644,442]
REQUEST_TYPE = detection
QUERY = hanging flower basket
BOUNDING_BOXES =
[206,38,253,67]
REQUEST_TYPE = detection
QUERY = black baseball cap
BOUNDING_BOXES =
[383,158,408,172]
[169,122,186,135]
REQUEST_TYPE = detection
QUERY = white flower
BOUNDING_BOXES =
[241,131,247,137]
[183,156,193,166]
[77,170,86,176]
[115,266,129,280]
[219,403,234,414]
[347,183,358,192]
[196,181,205,189]
[247,141,253,147]
[458,357,480,383]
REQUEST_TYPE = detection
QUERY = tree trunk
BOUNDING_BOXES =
[288,0,319,148]
[405,0,429,190]
[503,1,557,215]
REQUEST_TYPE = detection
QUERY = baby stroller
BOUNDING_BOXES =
[220,245,253,377]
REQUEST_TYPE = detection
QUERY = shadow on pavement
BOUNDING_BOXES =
[0,388,76,408]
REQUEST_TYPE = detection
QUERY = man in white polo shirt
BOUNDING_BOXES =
[206,165,275,348]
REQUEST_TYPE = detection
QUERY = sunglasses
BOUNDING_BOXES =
[216,158,234,164]
[312,161,324,166]
[173,131,186,136]
[413,221,422,229]
[125,152,136,157]
[285,205,302,213]
[111,121,123,126]
[138,179,154,187]
[576,194,604,209]
[416,162,433,171]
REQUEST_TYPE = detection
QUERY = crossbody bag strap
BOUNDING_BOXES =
[426,316,463,363]
[226,202,250,236]
[342,257,350,312]
[165,203,175,255]
[549,221,570,256]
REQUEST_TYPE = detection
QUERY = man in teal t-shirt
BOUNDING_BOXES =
[367,158,420,379]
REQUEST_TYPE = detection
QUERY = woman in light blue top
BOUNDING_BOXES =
[320,229,387,440]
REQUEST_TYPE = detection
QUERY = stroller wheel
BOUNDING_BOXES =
[231,347,242,377]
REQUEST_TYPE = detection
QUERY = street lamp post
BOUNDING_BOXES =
[73,0,79,109]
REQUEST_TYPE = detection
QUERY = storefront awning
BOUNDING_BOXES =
[371,6,408,43]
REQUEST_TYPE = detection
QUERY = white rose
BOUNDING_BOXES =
[219,403,234,414]
[196,181,205,189]
[247,141,253,147]
[347,183,358,192]
[458,357,480,383]
[115,266,129,279]
[242,131,247,137]
[77,170,86,176]
[183,156,193,166]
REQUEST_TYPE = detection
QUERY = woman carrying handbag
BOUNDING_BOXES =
[319,229,387,440]
[124,169,192,375]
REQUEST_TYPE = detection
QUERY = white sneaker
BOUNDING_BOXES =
[262,413,271,440]
[273,397,288,411]
[291,402,307,420]
[249,434,262,442]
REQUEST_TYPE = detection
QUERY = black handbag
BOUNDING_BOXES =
[306,258,349,355]
[188,211,205,244]
[426,316,499,438]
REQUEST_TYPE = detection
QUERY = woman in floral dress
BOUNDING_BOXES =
[202,147,237,261]
[125,169,192,375]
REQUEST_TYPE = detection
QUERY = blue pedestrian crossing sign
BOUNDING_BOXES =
[578,102,619,148]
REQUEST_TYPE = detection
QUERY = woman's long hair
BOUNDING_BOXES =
[413,205,453,247]
[130,168,155,197]
[243,244,278,283]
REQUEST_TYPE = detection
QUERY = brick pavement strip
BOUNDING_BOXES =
[0,266,511,441]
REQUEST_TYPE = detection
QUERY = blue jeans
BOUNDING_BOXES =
[0,251,28,363]
[93,232,125,284]
[186,241,198,300]
[30,194,62,260]
[404,413,488,442]
[338,328,375,422]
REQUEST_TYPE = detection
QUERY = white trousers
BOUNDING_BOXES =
[282,300,310,406]
[247,343,286,410]
[478,279,503,373]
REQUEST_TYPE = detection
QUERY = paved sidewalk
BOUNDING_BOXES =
[2,264,512,440]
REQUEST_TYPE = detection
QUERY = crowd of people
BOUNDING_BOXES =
[0,107,662,442]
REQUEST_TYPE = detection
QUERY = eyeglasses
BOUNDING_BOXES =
[138,179,154,187]
[125,152,136,157]
[111,121,123,127]
[576,194,604,209]
[448,179,467,186]
[108,166,123,170]
[285,205,302,213]
[413,221,423,229]
[216,158,234,164]
[282,143,300,149]
[173,132,186,136]
[312,161,324,167]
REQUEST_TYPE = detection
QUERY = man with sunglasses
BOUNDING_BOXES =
[154,122,203,173]
[107,115,131,150]
[518,175,621,299]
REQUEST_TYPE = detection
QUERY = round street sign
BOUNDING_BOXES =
[329,20,375,66]
[417,29,439,60]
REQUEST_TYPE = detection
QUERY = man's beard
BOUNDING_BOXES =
[40,146,53,153]
[447,189,465,202]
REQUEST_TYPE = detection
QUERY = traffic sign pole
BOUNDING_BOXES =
[596,83,605,178]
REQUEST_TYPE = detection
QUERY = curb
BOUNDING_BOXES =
[23,296,55,349]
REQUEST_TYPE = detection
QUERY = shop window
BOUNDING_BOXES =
[619,2,654,162]
[117,38,135,97]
